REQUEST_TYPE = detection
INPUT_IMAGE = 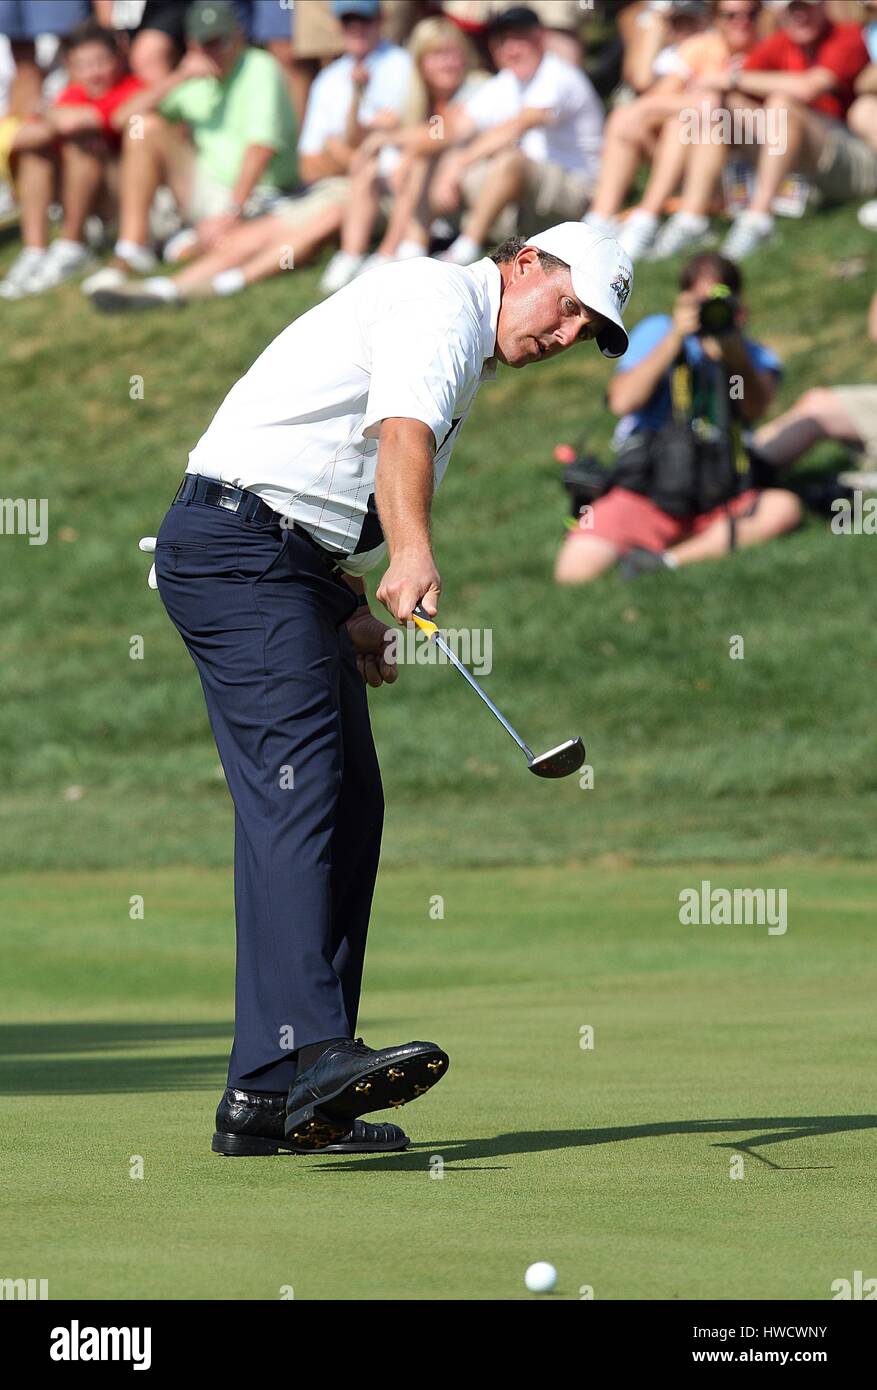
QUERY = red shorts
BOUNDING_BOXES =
[568,487,762,553]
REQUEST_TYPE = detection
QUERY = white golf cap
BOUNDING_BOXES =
[524,222,634,359]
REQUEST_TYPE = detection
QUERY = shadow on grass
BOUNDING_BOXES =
[311,1115,877,1173]
[0,1021,232,1094]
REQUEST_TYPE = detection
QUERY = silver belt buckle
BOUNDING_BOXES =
[217,484,243,513]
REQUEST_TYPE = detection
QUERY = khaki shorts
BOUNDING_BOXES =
[814,117,877,203]
[186,161,287,222]
[461,154,593,241]
[270,175,351,226]
[833,385,877,462]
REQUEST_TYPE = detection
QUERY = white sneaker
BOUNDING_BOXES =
[25,238,94,292]
[582,211,619,237]
[355,252,392,277]
[650,212,711,261]
[0,245,48,299]
[438,234,481,265]
[617,209,659,262]
[81,264,129,297]
[319,250,365,294]
[162,227,199,263]
[857,200,877,232]
[720,210,774,260]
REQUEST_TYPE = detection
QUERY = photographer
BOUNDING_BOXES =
[555,252,802,583]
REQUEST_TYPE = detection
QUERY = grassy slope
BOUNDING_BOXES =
[1,206,875,872]
[2,862,874,1300]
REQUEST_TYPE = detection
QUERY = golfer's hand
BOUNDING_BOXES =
[346,609,399,688]
[376,551,441,623]
[139,536,158,590]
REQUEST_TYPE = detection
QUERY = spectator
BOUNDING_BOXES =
[652,0,876,261]
[554,252,800,583]
[851,0,877,226]
[82,0,299,290]
[303,0,414,292]
[286,0,346,126]
[622,0,711,94]
[0,0,90,118]
[412,5,605,267]
[324,14,485,287]
[0,22,145,299]
[754,290,877,473]
[587,0,763,261]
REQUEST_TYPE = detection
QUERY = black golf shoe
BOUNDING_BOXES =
[211,1087,409,1156]
[284,1037,449,1151]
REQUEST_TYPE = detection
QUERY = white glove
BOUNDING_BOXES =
[139,536,158,590]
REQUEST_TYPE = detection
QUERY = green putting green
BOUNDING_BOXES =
[3,861,873,1300]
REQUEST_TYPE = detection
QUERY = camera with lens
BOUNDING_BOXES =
[697,282,739,337]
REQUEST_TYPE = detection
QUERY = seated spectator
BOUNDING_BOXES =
[408,4,605,267]
[651,0,877,261]
[586,0,763,261]
[0,22,145,299]
[88,0,410,308]
[0,0,89,118]
[622,0,711,94]
[324,14,485,287]
[82,0,301,292]
[850,0,877,226]
[301,0,414,291]
[754,290,877,473]
[554,252,801,583]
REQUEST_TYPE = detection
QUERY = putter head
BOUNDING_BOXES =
[527,737,586,779]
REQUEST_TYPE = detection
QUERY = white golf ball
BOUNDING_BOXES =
[524,1261,557,1293]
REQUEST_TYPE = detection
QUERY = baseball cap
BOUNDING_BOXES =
[186,0,239,43]
[331,0,381,18]
[525,223,634,359]
[486,6,542,35]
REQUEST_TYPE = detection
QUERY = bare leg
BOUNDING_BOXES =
[754,388,864,466]
[14,147,56,247]
[340,156,382,255]
[590,103,664,218]
[173,203,344,292]
[118,113,191,246]
[638,111,692,216]
[462,146,527,245]
[376,155,431,254]
[747,97,817,216]
[847,94,877,151]
[59,135,109,243]
[8,40,42,117]
[554,535,620,584]
[669,490,802,566]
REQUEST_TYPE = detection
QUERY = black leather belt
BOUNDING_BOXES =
[173,473,347,576]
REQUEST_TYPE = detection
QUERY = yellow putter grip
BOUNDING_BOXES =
[411,604,438,638]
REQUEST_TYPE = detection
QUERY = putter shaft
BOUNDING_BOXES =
[413,611,534,761]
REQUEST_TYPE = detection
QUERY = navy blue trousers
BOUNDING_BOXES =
[155,493,384,1092]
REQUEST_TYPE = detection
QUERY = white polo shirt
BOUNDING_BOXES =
[298,40,413,158]
[185,256,502,575]
[462,50,604,181]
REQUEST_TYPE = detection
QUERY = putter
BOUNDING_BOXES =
[410,605,585,779]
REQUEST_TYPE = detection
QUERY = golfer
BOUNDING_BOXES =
[153,222,633,1155]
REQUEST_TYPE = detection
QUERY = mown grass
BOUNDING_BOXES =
[1,203,875,870]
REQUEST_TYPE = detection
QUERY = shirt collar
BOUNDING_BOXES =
[466,256,502,380]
